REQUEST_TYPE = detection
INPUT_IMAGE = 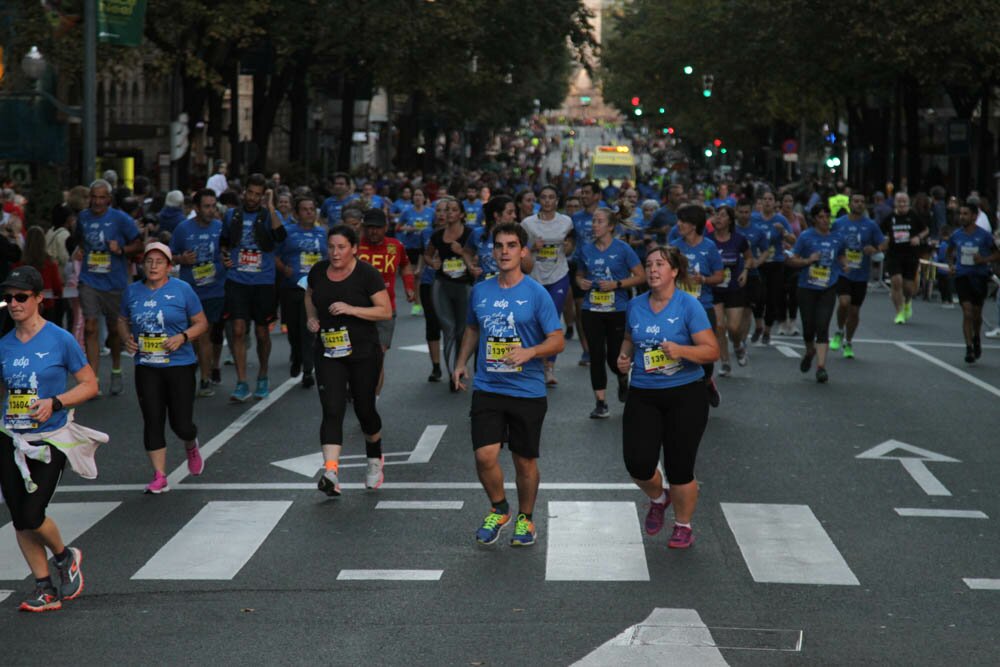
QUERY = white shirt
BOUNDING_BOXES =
[520,213,574,285]
[975,210,992,233]
[207,173,228,197]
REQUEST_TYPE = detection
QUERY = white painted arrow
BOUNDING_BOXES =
[856,440,959,496]
[573,608,729,666]
[271,424,446,477]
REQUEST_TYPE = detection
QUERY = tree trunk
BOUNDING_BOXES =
[338,78,357,171]
[208,88,224,168]
[288,62,309,164]
[227,63,242,179]
[250,63,293,174]
[976,85,993,195]
[892,79,902,188]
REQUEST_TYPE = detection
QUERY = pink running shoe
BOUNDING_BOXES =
[145,471,169,494]
[644,492,672,536]
[186,440,204,476]
[668,524,694,549]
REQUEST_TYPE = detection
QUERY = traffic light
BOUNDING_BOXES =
[667,127,675,135]
[702,75,714,98]
[720,148,728,154]
[634,108,643,117]
[683,65,694,75]
[631,96,640,106]
[579,95,591,106]
[704,148,714,157]
[713,138,722,147]
[662,127,669,135]
[825,156,841,169]
[658,107,665,114]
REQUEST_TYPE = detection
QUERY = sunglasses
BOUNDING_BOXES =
[2,293,33,304]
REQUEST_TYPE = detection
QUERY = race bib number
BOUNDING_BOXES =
[4,389,39,430]
[87,251,112,274]
[845,249,863,269]
[537,244,559,261]
[589,290,615,312]
[808,264,831,287]
[483,272,498,281]
[892,226,910,243]
[443,257,466,279]
[960,246,977,266]
[238,249,262,273]
[680,281,702,298]
[321,328,352,358]
[465,211,478,225]
[486,336,522,373]
[413,219,428,231]
[643,347,682,376]
[193,262,216,286]
[300,252,321,271]
[138,332,170,364]
[723,268,732,285]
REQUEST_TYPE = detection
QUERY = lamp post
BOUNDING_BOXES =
[84,0,97,184]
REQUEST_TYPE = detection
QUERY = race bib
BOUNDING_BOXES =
[4,389,39,430]
[138,332,170,364]
[643,347,682,376]
[483,272,498,281]
[537,244,559,261]
[321,327,352,358]
[443,257,466,279]
[589,290,615,312]
[892,226,910,243]
[193,262,216,286]
[486,336,522,373]
[846,249,863,269]
[723,267,732,285]
[808,264,831,287]
[413,219,428,231]
[960,246,977,266]
[87,251,112,274]
[680,281,702,298]
[238,249,262,272]
[300,252,321,271]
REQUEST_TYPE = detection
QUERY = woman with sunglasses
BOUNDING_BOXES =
[118,242,209,493]
[617,247,719,550]
[1,266,102,612]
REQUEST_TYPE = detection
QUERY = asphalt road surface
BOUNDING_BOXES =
[1,286,998,666]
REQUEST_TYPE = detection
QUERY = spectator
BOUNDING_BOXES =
[15,226,63,322]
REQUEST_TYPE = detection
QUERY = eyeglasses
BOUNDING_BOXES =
[2,293,32,303]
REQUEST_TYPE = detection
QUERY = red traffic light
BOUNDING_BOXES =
[713,138,722,147]
[630,96,640,106]
[667,127,675,134]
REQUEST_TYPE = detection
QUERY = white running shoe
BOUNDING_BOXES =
[984,327,1000,339]
[365,456,385,489]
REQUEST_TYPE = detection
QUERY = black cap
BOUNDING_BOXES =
[1,266,44,293]
[362,208,388,227]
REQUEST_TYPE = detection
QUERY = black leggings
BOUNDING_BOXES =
[622,383,709,485]
[797,286,837,345]
[702,306,717,379]
[581,309,626,391]
[0,435,66,530]
[315,343,383,444]
[135,364,198,451]
[784,265,800,320]
[280,287,314,375]
[420,282,441,343]
[761,262,787,327]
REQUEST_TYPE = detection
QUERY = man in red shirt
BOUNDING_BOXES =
[358,208,415,395]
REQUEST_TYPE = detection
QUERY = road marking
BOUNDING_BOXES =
[895,342,1000,399]
[963,578,1000,590]
[857,440,959,497]
[270,424,446,475]
[774,344,800,358]
[546,501,649,581]
[573,608,729,666]
[58,481,641,492]
[0,590,12,603]
[0,502,120,580]
[851,338,1000,350]
[376,500,464,510]
[337,569,442,581]
[399,343,430,353]
[894,508,988,519]
[167,377,300,487]
[721,503,859,586]
[132,500,292,580]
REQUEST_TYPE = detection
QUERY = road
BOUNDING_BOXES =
[1,286,998,665]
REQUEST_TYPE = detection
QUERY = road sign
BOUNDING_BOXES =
[782,138,798,154]
[782,153,798,162]
[856,439,959,496]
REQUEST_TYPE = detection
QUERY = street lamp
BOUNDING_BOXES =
[21,46,47,81]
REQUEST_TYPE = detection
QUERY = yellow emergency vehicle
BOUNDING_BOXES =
[590,145,636,187]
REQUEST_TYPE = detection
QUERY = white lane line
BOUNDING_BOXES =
[0,590,13,603]
[376,500,464,510]
[58,481,641,492]
[895,508,988,519]
[132,500,292,580]
[337,569,442,581]
[547,501,649,581]
[408,425,447,463]
[0,502,121,580]
[721,503,859,586]
[774,344,800,358]
[399,343,430,353]
[899,459,951,496]
[270,425,447,474]
[963,578,1000,590]
[167,377,300,487]
[573,608,729,666]
[852,338,1000,350]
[895,342,1000,399]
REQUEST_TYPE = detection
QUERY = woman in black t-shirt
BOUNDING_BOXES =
[306,225,392,497]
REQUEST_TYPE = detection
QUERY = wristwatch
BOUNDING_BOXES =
[616,280,622,289]
[51,396,63,412]
[182,331,189,343]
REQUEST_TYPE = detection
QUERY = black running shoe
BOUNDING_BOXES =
[750,328,762,344]
[428,366,442,383]
[800,352,814,373]
[965,346,976,364]
[816,367,829,383]
[973,336,982,359]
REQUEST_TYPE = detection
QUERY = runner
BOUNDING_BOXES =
[947,200,1000,363]
[569,181,605,365]
[119,242,209,492]
[453,222,564,547]
[751,190,794,344]
[707,205,753,375]
[575,208,644,417]
[881,192,928,324]
[425,198,473,392]
[358,208,415,395]
[418,200,448,382]
[734,199,770,353]
[306,225,392,496]
[467,195,514,283]
[521,185,575,385]
[670,205,725,406]
[515,189,539,222]
[1,266,102,612]
[397,188,434,315]
[74,179,142,395]
[219,174,287,402]
[830,193,886,358]
[462,185,484,227]
[786,204,848,383]
[779,193,805,336]
[320,172,360,226]
[276,195,327,388]
[616,246,719,549]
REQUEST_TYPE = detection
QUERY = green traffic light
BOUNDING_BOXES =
[658,107,665,114]
[634,108,643,117]
[720,148,727,154]
[703,90,712,98]
[704,148,713,157]
[683,66,694,75]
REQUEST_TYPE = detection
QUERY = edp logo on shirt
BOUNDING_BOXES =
[13,357,30,368]
[493,299,509,308]
[645,325,660,335]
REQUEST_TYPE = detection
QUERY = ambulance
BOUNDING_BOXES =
[590,145,636,186]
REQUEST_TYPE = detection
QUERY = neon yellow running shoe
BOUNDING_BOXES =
[903,301,913,321]
[510,513,537,547]
[894,311,906,324]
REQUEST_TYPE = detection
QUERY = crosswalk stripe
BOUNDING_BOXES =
[546,501,649,581]
[337,570,442,581]
[721,503,859,585]
[573,608,729,666]
[0,590,12,603]
[376,501,464,510]
[963,578,1000,590]
[132,501,292,580]
[0,501,120,580]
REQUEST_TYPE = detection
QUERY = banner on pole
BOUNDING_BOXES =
[98,0,147,47]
